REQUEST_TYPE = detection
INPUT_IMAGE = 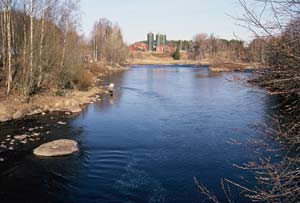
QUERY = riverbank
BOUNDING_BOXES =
[128,51,264,71]
[0,64,129,123]
[128,58,208,66]
[209,61,263,72]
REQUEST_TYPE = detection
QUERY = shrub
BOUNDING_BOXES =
[74,69,94,91]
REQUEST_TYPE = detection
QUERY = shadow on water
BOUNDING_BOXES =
[0,65,281,203]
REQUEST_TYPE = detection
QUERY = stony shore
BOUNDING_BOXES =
[0,87,106,122]
[0,66,129,123]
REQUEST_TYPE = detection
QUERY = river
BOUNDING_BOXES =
[0,65,276,203]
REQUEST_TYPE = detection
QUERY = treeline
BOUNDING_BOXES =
[0,0,86,96]
[91,18,127,65]
[0,1,128,97]
[189,33,245,61]
[167,40,193,51]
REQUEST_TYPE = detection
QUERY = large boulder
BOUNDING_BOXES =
[33,139,79,157]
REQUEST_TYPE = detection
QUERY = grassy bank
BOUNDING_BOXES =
[128,51,263,71]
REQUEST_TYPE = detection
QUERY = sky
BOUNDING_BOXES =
[80,0,252,44]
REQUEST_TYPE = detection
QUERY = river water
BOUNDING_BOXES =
[0,65,276,203]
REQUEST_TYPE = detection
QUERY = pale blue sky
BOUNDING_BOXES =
[80,0,251,43]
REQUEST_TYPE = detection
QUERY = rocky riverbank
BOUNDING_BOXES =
[0,65,129,123]
[0,87,105,122]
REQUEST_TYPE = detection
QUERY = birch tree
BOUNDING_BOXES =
[5,0,12,95]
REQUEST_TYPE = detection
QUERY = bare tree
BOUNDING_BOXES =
[6,0,12,95]
[37,0,45,87]
[91,18,128,65]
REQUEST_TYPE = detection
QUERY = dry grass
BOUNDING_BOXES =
[128,51,207,66]
[209,54,264,72]
[88,62,110,75]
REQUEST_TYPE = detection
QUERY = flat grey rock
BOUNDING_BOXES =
[33,139,79,157]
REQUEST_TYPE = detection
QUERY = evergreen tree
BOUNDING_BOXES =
[172,47,180,60]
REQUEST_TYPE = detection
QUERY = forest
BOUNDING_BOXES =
[0,0,127,98]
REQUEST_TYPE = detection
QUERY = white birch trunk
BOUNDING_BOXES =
[38,0,45,87]
[29,0,34,90]
[6,2,12,95]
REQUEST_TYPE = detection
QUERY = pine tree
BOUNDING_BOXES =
[172,47,180,60]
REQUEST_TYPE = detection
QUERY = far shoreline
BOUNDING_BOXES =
[128,59,264,72]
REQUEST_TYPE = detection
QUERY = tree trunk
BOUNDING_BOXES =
[29,0,34,93]
[38,0,45,87]
[6,2,12,95]
[60,22,69,69]
[1,9,5,71]
[22,2,27,94]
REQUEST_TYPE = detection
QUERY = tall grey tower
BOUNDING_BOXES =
[147,32,154,51]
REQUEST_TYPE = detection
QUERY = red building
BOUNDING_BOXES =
[129,42,176,53]
[129,42,148,52]
[156,45,176,53]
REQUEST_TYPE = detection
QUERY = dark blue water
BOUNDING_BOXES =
[0,65,274,203]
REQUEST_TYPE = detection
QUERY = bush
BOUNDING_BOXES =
[74,69,94,91]
[88,63,109,75]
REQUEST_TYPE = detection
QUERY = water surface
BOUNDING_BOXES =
[0,65,274,203]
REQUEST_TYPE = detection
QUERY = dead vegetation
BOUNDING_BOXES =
[195,1,300,202]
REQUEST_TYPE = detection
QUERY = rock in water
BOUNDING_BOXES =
[33,139,79,157]
[14,134,28,140]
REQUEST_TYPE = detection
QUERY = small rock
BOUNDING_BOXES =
[0,157,4,162]
[32,132,40,136]
[0,115,12,122]
[70,107,82,113]
[0,144,7,149]
[65,112,71,115]
[28,108,43,116]
[57,121,67,125]
[9,147,13,150]
[21,140,27,144]
[12,110,25,120]
[14,134,28,140]
[33,139,79,157]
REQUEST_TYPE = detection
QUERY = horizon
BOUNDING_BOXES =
[80,0,253,43]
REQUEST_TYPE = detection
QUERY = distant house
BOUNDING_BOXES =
[156,45,165,53]
[129,42,149,52]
